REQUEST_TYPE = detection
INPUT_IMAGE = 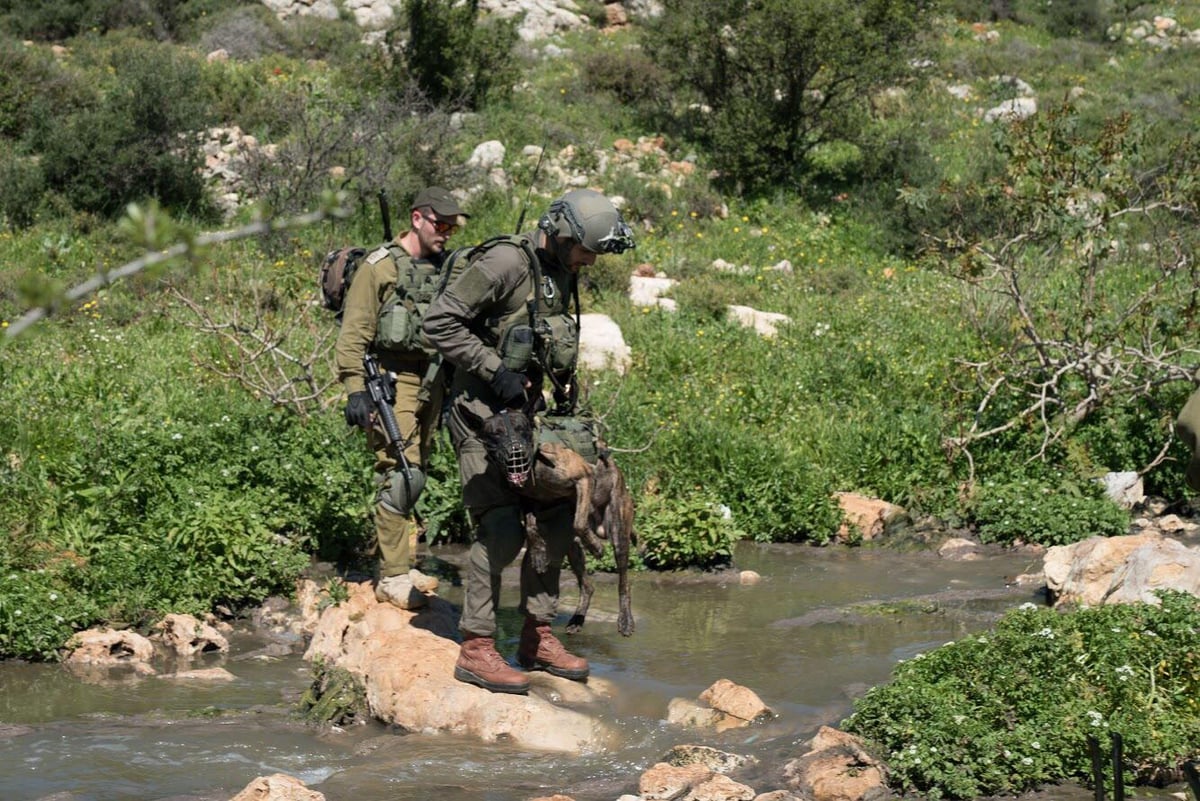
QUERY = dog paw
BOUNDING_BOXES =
[617,611,635,637]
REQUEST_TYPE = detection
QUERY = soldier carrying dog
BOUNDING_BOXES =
[422,188,635,694]
[337,186,469,610]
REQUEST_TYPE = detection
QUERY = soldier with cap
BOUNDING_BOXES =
[337,186,469,609]
[422,188,635,694]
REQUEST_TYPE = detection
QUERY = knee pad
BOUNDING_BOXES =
[377,466,427,516]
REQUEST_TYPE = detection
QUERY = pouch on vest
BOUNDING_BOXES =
[537,313,579,373]
[536,415,600,465]
[376,296,425,353]
[498,324,535,371]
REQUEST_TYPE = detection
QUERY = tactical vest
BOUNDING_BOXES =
[469,235,580,382]
[373,244,447,357]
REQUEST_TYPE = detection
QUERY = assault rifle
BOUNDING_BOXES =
[378,189,393,241]
[362,352,415,482]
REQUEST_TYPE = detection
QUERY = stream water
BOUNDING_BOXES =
[0,541,1051,801]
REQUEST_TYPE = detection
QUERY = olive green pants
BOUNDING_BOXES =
[369,363,443,579]
[451,423,575,637]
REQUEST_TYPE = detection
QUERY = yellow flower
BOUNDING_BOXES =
[1,321,8,328]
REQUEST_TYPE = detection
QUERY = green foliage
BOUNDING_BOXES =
[970,478,1130,546]
[32,34,214,218]
[844,593,1200,798]
[402,0,520,110]
[0,319,370,659]
[0,0,244,41]
[645,0,934,194]
[636,489,742,570]
[0,150,46,230]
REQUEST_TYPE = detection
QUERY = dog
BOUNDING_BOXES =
[476,408,635,637]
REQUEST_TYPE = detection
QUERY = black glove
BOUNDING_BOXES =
[489,366,528,408]
[344,391,373,429]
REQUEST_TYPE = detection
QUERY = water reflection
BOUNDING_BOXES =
[0,542,1043,801]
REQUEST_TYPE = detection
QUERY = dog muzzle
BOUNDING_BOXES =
[503,439,533,487]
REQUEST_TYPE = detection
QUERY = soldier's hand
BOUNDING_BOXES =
[344,391,373,429]
[489,366,528,408]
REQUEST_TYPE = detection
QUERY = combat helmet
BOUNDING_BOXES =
[538,189,635,254]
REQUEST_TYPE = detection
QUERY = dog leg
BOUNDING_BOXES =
[564,537,592,633]
[524,503,549,574]
[603,456,635,637]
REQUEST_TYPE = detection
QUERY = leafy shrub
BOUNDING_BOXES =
[195,5,286,60]
[646,0,933,195]
[33,35,213,218]
[401,0,520,110]
[970,478,1129,546]
[844,593,1200,798]
[637,488,742,570]
[0,151,46,230]
[580,43,669,110]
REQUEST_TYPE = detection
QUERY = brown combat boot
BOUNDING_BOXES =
[517,617,590,681]
[454,634,530,694]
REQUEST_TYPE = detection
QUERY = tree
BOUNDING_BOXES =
[924,104,1200,479]
[646,0,934,195]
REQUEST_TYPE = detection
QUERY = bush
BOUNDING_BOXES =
[970,477,1129,546]
[0,150,46,230]
[401,0,520,110]
[844,593,1200,798]
[33,35,213,218]
[645,0,934,195]
[637,488,742,570]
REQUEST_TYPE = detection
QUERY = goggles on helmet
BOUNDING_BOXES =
[589,220,636,255]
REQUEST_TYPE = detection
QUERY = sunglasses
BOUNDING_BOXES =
[423,214,459,236]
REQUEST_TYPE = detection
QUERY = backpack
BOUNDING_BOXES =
[319,246,368,316]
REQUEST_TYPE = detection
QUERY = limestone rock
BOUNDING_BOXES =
[153,612,229,657]
[65,628,155,665]
[230,772,325,801]
[834,493,910,542]
[304,581,616,752]
[579,312,631,375]
[780,726,892,801]
[1043,531,1200,607]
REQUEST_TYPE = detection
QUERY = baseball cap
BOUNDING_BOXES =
[412,186,469,220]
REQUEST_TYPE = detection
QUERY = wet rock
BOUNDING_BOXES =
[739,570,762,585]
[664,744,757,774]
[303,581,616,752]
[0,723,33,738]
[834,493,910,543]
[779,726,892,801]
[938,537,983,561]
[229,772,324,800]
[153,613,229,657]
[160,667,237,682]
[65,628,155,665]
[700,679,773,723]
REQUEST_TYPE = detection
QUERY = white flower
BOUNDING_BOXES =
[1031,741,1040,749]
[1022,757,1033,766]
[1087,710,1105,727]
[48,593,58,601]
[1019,602,1038,611]
[171,433,183,441]
[1034,627,1055,639]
